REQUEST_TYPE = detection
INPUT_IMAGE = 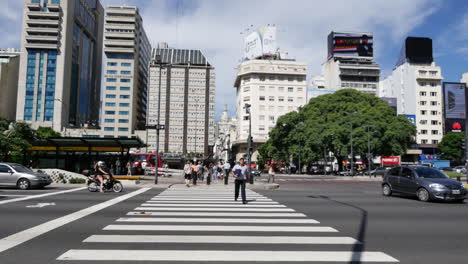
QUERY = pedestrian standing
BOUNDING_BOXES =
[268,165,276,183]
[126,161,132,176]
[231,158,248,204]
[115,158,121,175]
[223,161,231,185]
[197,161,203,181]
[192,161,198,186]
[207,162,214,185]
[184,161,192,187]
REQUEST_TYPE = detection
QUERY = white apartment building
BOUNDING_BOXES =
[147,44,215,157]
[461,73,468,84]
[0,49,20,120]
[17,0,104,132]
[380,37,443,146]
[233,59,307,161]
[101,6,151,138]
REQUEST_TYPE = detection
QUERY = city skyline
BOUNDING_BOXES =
[2,0,467,119]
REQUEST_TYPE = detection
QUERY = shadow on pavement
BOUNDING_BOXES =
[308,195,367,264]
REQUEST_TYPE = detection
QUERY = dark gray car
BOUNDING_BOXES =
[0,163,52,190]
[382,166,467,202]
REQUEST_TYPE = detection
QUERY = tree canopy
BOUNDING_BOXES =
[438,132,464,164]
[259,89,416,169]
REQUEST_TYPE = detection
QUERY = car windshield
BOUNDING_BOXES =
[414,167,448,179]
[131,155,148,162]
[10,164,33,173]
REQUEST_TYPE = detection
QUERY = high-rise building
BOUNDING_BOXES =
[323,31,380,94]
[233,59,307,161]
[307,75,334,101]
[147,43,215,157]
[380,37,443,147]
[100,6,151,138]
[16,0,104,132]
[0,49,20,120]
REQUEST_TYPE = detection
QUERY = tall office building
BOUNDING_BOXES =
[380,37,443,148]
[307,75,334,101]
[233,59,307,161]
[323,31,380,94]
[0,49,20,120]
[101,6,151,138]
[147,43,215,157]
[16,0,104,132]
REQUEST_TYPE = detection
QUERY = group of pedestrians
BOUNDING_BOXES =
[182,158,249,204]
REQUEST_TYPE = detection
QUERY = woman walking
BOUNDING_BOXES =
[184,161,192,187]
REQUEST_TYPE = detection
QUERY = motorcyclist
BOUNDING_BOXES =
[94,161,110,192]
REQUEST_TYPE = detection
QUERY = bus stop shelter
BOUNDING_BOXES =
[28,137,146,172]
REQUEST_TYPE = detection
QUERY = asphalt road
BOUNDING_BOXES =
[0,181,466,264]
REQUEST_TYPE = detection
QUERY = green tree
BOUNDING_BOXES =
[259,89,416,170]
[438,132,464,164]
[36,126,61,139]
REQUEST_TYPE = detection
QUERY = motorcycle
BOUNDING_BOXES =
[82,170,123,193]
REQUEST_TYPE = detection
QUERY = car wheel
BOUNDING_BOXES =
[382,184,392,196]
[417,188,430,202]
[17,179,31,190]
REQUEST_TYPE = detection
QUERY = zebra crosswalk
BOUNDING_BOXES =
[56,186,399,263]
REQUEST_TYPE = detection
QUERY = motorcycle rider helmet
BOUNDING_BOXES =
[97,161,106,168]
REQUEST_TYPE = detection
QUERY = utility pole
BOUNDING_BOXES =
[244,103,253,184]
[345,112,357,176]
[366,125,375,177]
[153,55,164,184]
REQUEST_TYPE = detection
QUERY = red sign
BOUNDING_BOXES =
[381,156,400,165]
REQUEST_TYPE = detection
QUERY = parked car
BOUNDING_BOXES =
[382,166,467,202]
[439,167,453,172]
[454,166,466,174]
[0,163,52,190]
[366,167,389,177]
[250,168,261,177]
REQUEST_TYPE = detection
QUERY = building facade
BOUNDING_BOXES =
[0,49,20,120]
[380,37,443,147]
[461,73,468,84]
[323,31,380,94]
[213,105,237,162]
[100,6,151,138]
[233,59,307,161]
[307,75,335,101]
[16,0,104,132]
[147,44,215,157]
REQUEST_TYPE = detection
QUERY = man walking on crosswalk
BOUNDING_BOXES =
[231,158,248,204]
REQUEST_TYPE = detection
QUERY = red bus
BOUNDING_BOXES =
[130,153,163,175]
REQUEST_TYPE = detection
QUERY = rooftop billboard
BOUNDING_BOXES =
[327,32,373,59]
[244,26,277,60]
[396,37,433,67]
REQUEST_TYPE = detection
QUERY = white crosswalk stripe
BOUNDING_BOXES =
[56,186,399,263]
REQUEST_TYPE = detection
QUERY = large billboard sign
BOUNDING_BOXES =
[244,26,277,60]
[443,82,467,133]
[328,32,373,59]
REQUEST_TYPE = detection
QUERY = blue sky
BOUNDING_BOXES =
[2,0,467,119]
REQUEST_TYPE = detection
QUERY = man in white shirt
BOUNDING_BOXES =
[222,161,231,185]
[231,158,248,204]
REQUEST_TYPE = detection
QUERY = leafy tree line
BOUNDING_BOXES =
[0,116,60,163]
[438,132,465,165]
[258,89,417,170]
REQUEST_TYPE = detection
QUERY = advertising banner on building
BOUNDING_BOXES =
[381,156,400,165]
[328,32,373,59]
[443,82,467,133]
[406,115,416,125]
[244,26,277,60]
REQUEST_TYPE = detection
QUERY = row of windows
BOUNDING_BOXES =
[419,92,438,96]
[105,111,129,115]
[104,119,129,123]
[107,62,132,67]
[104,127,129,132]
[105,94,130,99]
[418,81,439,87]
[256,105,296,112]
[420,110,440,115]
[420,130,440,135]
[105,102,130,107]
[107,78,132,83]
[419,101,439,106]
[245,86,304,93]
[106,70,132,75]
[418,70,438,76]
[243,76,305,83]
[341,82,377,89]
[420,139,439,144]
[420,120,440,125]
[106,86,131,91]
[253,96,303,103]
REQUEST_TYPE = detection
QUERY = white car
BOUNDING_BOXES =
[454,166,466,174]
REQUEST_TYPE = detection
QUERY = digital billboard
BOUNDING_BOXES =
[443,82,467,133]
[396,37,433,67]
[244,26,277,60]
[327,32,373,59]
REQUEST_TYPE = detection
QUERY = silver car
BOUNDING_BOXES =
[0,163,52,190]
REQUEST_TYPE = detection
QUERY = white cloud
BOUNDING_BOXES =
[1,0,440,118]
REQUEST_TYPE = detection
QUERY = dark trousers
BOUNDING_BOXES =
[192,172,197,185]
[207,175,211,185]
[234,179,246,202]
[224,169,230,185]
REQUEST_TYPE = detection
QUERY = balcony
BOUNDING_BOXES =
[26,27,60,34]
[105,16,136,23]
[105,39,135,48]
[26,19,60,27]
[106,8,137,16]
[27,11,60,19]
[26,35,59,43]
[24,42,59,50]
[105,32,135,39]
[104,47,135,54]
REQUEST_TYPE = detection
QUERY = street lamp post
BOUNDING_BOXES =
[194,99,200,157]
[365,125,375,177]
[244,103,253,184]
[154,55,163,184]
